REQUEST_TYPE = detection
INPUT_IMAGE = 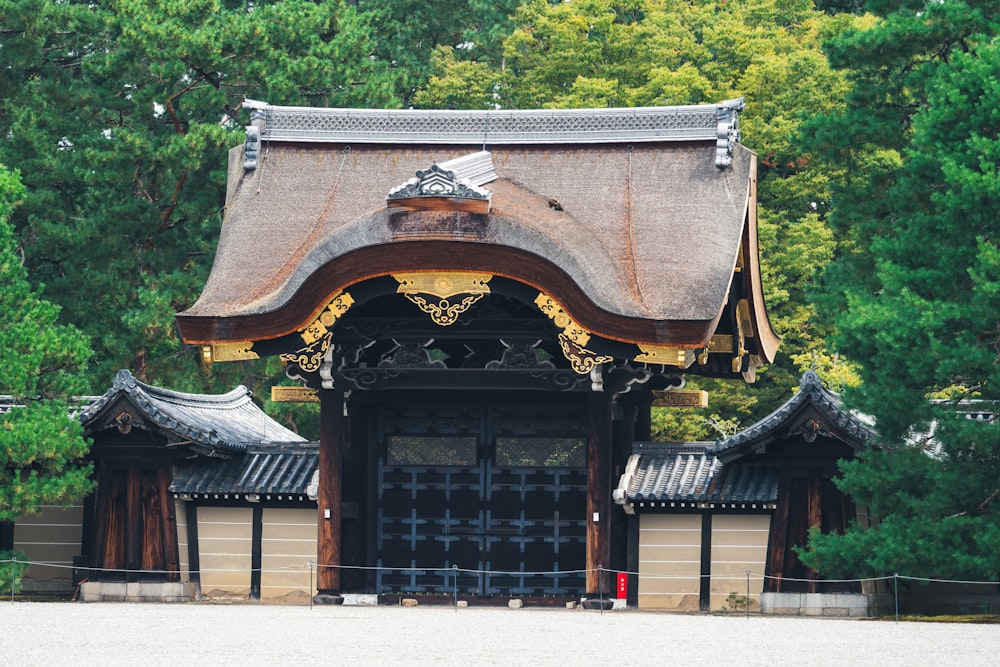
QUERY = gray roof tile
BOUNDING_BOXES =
[170,442,318,498]
[619,443,778,505]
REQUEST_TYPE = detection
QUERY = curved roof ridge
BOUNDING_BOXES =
[711,371,874,457]
[79,370,305,458]
[113,368,253,407]
[244,99,745,153]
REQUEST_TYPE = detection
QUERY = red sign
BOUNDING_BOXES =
[617,572,628,599]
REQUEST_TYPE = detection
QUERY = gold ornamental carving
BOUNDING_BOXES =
[651,390,709,408]
[271,386,320,403]
[203,341,259,364]
[534,293,591,346]
[558,333,613,375]
[731,298,751,373]
[394,272,492,326]
[535,292,612,374]
[300,292,356,345]
[280,291,355,372]
[708,334,733,353]
[633,345,695,368]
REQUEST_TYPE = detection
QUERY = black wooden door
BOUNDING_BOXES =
[376,404,587,596]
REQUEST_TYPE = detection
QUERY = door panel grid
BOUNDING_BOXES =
[376,405,587,596]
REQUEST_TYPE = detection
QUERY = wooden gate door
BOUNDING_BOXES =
[376,404,587,597]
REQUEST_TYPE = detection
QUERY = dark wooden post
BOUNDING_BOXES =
[0,520,13,552]
[635,398,652,441]
[126,461,142,582]
[807,467,822,593]
[315,385,345,604]
[766,476,791,593]
[610,403,633,592]
[157,464,180,582]
[585,389,612,605]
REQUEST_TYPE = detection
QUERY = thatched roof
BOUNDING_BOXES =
[176,101,777,361]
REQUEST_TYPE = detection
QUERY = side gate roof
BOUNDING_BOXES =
[79,369,304,458]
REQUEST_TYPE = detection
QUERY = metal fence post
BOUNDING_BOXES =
[746,569,751,619]
[894,572,899,623]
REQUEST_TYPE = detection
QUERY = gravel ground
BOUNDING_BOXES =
[1,601,997,666]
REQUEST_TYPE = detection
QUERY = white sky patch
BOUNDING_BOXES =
[153,102,165,118]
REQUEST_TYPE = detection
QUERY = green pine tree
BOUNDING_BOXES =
[800,1,1000,581]
[0,164,94,522]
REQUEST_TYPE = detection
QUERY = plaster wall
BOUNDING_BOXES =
[708,514,769,611]
[637,514,701,610]
[260,508,316,601]
[13,504,84,592]
[197,506,252,597]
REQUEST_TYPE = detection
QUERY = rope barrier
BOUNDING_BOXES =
[4,557,1000,586]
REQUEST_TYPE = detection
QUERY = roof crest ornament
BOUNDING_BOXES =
[387,151,497,213]
[242,100,267,171]
[715,98,744,169]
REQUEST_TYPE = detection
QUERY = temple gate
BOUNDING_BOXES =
[175,100,779,604]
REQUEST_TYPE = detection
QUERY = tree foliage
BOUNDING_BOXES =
[0,0,399,394]
[800,1,1000,580]
[0,165,93,521]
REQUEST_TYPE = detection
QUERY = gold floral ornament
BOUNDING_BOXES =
[393,273,492,326]
[557,333,614,375]
[535,293,613,374]
[279,291,355,373]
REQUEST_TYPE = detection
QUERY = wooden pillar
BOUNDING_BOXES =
[699,512,713,611]
[807,468,822,593]
[766,476,791,593]
[185,503,201,586]
[316,385,345,602]
[140,470,164,576]
[125,461,142,582]
[635,398,652,441]
[250,505,263,600]
[91,464,112,573]
[0,520,13,552]
[585,390,612,599]
[157,464,180,582]
[625,513,639,607]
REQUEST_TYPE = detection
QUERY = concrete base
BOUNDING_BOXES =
[79,581,195,603]
[18,580,75,597]
[581,598,615,610]
[312,593,345,605]
[760,592,894,618]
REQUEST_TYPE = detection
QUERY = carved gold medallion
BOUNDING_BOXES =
[394,272,492,326]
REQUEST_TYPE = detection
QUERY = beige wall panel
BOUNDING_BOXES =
[175,500,190,582]
[261,508,316,600]
[709,514,770,611]
[197,506,252,595]
[638,545,701,566]
[638,514,703,610]
[14,505,84,584]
